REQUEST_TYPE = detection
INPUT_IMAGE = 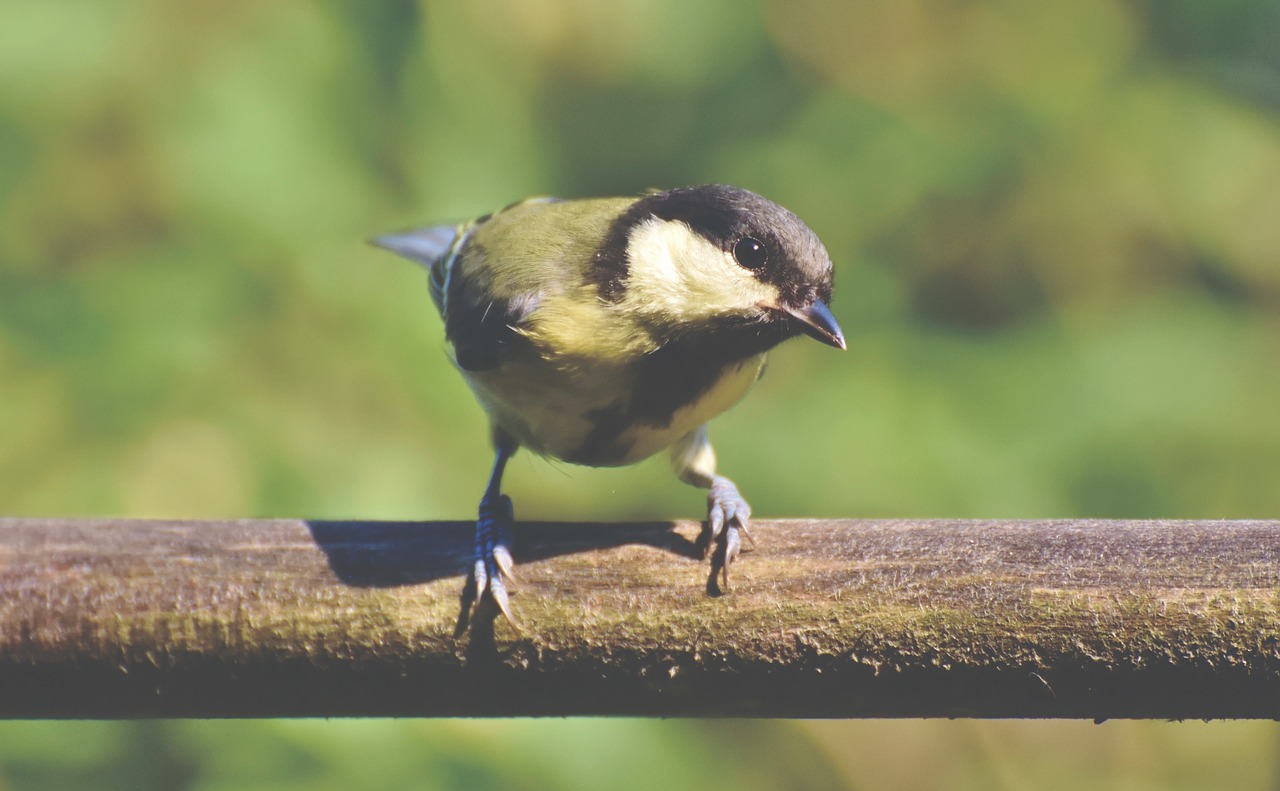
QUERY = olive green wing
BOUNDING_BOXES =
[373,196,631,371]
[371,199,563,371]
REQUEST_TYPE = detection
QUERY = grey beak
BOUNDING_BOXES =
[788,300,846,350]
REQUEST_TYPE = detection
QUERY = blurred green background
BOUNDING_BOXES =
[2,0,1279,788]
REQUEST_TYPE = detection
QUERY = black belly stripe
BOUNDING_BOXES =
[569,320,794,465]
[568,406,633,466]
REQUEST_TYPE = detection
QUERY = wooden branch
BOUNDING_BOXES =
[3,517,1280,718]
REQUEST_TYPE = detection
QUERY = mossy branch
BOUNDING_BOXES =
[3,517,1280,718]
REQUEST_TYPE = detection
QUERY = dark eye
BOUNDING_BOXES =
[732,237,767,269]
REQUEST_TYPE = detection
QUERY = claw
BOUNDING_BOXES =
[493,544,517,582]
[721,524,743,590]
[488,574,520,630]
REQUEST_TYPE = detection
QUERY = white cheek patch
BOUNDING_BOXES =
[622,217,780,320]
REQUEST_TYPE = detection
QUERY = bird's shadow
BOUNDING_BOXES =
[305,519,701,589]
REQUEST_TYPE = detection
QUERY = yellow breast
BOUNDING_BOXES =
[461,351,766,467]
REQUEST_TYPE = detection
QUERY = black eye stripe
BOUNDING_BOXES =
[733,236,767,269]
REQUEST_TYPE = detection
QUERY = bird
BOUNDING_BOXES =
[372,184,844,635]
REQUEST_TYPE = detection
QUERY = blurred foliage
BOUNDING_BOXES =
[0,720,848,791]
[2,0,1279,789]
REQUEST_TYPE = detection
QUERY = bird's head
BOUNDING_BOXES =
[594,184,845,350]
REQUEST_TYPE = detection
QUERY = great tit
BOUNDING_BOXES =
[373,184,844,634]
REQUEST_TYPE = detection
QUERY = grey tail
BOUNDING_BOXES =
[370,225,465,314]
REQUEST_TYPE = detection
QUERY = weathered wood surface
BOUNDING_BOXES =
[2,517,1279,718]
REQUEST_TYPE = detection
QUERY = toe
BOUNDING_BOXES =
[725,523,742,565]
[704,502,726,558]
[703,476,755,594]
[457,500,521,637]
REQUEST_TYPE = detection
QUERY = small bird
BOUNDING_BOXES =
[373,184,844,634]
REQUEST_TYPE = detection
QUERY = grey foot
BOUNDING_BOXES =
[454,493,520,637]
[702,476,755,594]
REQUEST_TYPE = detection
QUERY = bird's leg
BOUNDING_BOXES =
[455,435,520,637]
[670,426,754,594]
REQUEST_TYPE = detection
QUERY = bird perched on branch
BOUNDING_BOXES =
[373,184,844,635]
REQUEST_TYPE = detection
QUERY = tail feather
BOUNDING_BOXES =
[371,225,465,315]
[370,225,459,268]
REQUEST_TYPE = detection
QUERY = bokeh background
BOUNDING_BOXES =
[3,0,1280,788]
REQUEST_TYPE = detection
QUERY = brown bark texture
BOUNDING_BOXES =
[2,517,1279,718]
